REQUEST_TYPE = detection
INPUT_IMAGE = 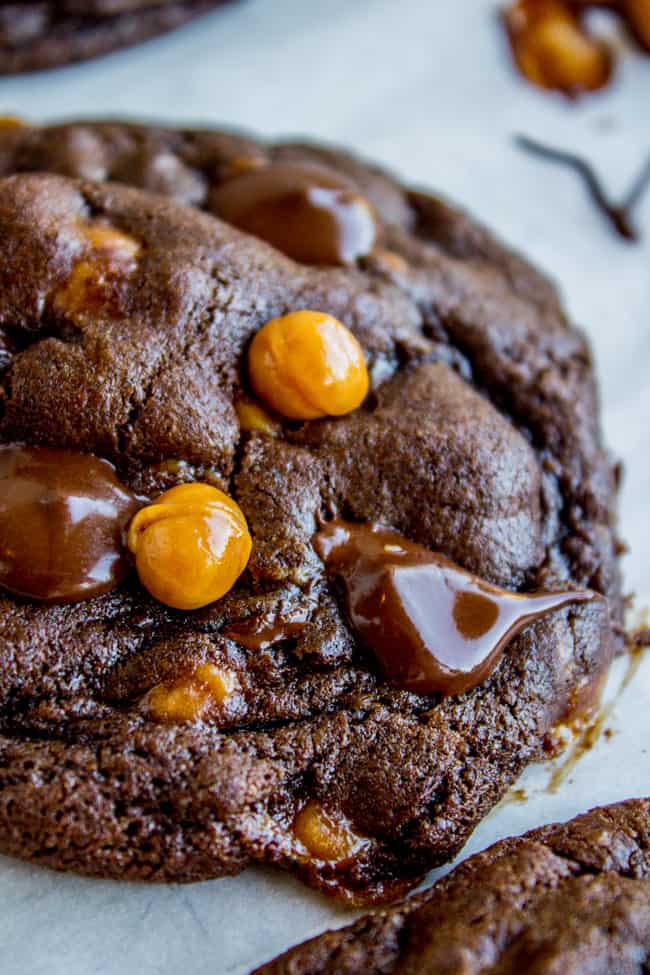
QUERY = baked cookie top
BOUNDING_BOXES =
[253,798,650,974]
[0,1,234,74]
[0,122,619,902]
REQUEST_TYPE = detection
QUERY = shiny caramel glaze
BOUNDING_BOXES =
[146,663,237,722]
[624,0,650,50]
[235,396,281,436]
[53,221,140,319]
[0,445,140,603]
[127,483,252,610]
[248,310,369,420]
[210,161,377,265]
[315,520,602,696]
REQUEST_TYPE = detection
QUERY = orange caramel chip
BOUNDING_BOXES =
[53,222,140,319]
[147,664,237,722]
[294,802,365,862]
[248,310,369,421]
[235,397,280,436]
[0,115,27,129]
[53,261,118,318]
[370,248,409,277]
[80,223,141,263]
[221,155,268,179]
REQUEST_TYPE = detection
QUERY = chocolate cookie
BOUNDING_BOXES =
[253,798,650,974]
[0,123,620,903]
[0,2,236,74]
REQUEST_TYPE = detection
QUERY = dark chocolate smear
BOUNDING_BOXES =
[516,135,650,242]
[210,161,377,265]
[0,445,141,603]
[314,520,602,696]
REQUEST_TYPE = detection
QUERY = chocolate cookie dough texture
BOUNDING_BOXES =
[254,798,650,975]
[0,1,237,74]
[0,120,620,902]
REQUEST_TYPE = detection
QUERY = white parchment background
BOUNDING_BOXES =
[0,2,649,972]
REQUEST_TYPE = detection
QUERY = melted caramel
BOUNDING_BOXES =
[314,521,601,697]
[147,664,237,722]
[235,397,280,436]
[503,0,613,97]
[210,162,377,265]
[294,802,365,862]
[0,445,140,603]
[54,221,140,319]
[225,610,308,651]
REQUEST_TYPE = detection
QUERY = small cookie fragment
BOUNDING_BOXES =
[146,663,237,722]
[294,802,366,862]
[503,0,613,96]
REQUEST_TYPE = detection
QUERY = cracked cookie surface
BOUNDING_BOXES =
[0,123,620,902]
[254,798,650,974]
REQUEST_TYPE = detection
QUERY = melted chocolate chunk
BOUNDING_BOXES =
[210,162,377,265]
[314,521,601,696]
[0,445,141,603]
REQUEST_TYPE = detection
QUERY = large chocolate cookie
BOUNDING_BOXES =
[253,798,650,974]
[0,122,620,902]
[0,2,236,74]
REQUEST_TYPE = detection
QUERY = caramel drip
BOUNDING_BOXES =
[225,610,308,651]
[314,521,602,697]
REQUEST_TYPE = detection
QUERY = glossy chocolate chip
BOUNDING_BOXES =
[0,445,141,603]
[210,162,377,265]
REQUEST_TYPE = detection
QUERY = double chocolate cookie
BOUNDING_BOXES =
[0,2,236,74]
[254,798,650,974]
[0,121,620,902]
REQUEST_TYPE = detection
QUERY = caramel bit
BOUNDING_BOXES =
[147,664,237,723]
[503,0,612,96]
[53,222,140,319]
[0,115,26,129]
[294,802,364,862]
[368,248,409,278]
[127,483,252,610]
[53,261,117,318]
[248,310,369,421]
[221,154,268,179]
[80,223,141,263]
[235,397,280,436]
